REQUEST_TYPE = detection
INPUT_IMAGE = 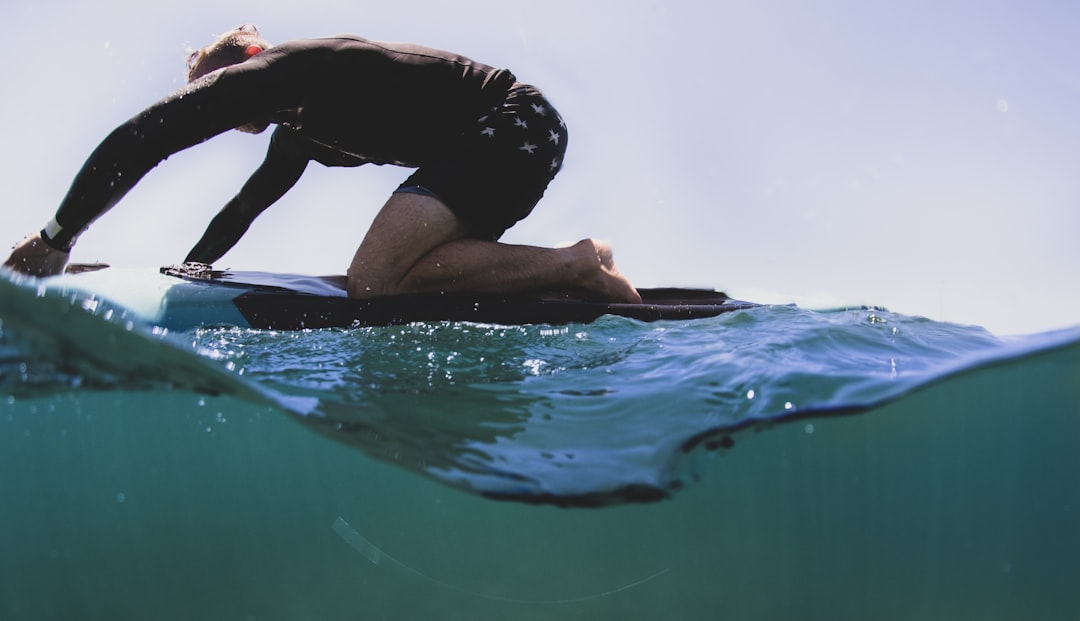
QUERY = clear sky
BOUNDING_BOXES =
[3,0,1078,335]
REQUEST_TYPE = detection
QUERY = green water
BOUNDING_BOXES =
[1,274,1079,619]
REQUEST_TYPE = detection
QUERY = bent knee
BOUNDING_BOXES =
[346,269,388,299]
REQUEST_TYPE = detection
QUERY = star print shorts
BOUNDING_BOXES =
[396,83,568,240]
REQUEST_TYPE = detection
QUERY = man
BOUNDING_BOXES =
[3,25,640,303]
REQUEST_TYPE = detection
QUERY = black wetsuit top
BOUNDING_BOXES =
[42,35,517,256]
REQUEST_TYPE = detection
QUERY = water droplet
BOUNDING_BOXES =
[804,424,815,434]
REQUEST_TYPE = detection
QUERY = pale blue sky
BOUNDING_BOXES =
[3,0,1078,334]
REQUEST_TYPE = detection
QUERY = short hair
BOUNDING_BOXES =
[186,24,271,82]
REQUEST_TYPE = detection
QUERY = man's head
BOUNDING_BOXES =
[186,24,270,82]
[187,24,273,133]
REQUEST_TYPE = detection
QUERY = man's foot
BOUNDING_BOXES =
[571,239,642,304]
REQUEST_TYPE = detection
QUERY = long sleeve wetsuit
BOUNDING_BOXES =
[40,35,516,258]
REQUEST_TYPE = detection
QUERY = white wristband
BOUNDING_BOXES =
[44,217,63,241]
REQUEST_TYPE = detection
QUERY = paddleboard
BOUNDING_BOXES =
[32,263,758,331]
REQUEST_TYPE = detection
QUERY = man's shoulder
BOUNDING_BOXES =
[268,34,371,55]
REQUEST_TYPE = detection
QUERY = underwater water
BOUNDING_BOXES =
[1,273,1079,620]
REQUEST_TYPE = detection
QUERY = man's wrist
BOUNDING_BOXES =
[40,218,74,252]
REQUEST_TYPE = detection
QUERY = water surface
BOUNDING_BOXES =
[2,273,1077,619]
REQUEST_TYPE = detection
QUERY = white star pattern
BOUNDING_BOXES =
[469,93,565,170]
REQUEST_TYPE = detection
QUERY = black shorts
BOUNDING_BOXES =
[396,83,568,240]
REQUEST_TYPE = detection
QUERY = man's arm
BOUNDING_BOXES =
[185,128,310,264]
[37,85,258,255]
[16,56,302,263]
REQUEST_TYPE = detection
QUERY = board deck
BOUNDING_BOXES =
[34,264,759,331]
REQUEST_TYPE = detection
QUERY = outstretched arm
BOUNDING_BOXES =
[185,128,310,264]
[3,55,304,276]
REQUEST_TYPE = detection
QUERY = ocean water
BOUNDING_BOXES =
[1,272,1078,620]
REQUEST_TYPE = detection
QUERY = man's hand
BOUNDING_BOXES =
[3,233,69,277]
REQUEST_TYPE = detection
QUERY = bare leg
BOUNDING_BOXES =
[346,192,640,303]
